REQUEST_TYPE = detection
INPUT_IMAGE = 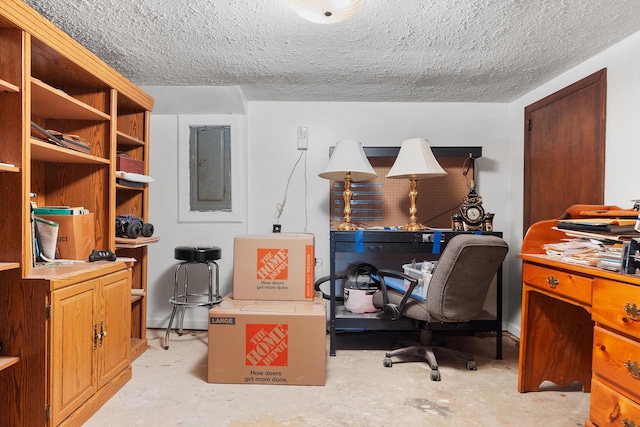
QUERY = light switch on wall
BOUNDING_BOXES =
[297,126,308,150]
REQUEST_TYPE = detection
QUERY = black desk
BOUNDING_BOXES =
[329,230,504,356]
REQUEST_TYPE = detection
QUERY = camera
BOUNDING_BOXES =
[115,214,154,239]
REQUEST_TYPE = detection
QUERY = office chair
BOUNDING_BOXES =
[372,234,509,381]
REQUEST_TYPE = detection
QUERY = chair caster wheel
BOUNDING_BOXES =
[383,358,393,368]
[466,360,477,370]
[430,370,441,381]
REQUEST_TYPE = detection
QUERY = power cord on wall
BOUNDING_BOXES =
[274,149,308,232]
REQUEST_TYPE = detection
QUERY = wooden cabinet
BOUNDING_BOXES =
[0,263,134,426]
[590,278,640,426]
[0,1,153,425]
[519,206,640,426]
[50,269,131,426]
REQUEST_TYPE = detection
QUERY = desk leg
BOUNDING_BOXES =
[518,287,593,392]
[496,265,503,360]
[329,237,337,357]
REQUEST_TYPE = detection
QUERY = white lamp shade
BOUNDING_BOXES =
[386,138,447,179]
[318,140,377,181]
[290,0,366,24]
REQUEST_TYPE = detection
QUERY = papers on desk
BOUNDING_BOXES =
[543,239,605,266]
[544,238,626,271]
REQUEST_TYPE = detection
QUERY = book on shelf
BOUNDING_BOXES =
[47,129,90,153]
[557,218,638,233]
[553,227,639,242]
[32,206,89,215]
[30,121,90,154]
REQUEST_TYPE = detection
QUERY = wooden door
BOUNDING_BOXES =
[50,280,97,426]
[523,69,606,233]
[97,269,131,388]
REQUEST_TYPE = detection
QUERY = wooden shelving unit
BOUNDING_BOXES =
[0,356,19,372]
[31,78,111,120]
[0,262,20,272]
[0,2,154,425]
[0,77,19,92]
[30,138,111,164]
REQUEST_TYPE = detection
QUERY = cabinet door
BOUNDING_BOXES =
[50,280,98,426]
[97,269,131,387]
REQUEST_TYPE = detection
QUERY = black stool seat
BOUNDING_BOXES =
[174,246,222,262]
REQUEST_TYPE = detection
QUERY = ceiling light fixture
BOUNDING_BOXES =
[290,0,366,24]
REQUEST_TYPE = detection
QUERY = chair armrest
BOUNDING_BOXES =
[376,269,420,320]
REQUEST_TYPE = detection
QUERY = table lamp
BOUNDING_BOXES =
[319,140,377,230]
[386,138,447,231]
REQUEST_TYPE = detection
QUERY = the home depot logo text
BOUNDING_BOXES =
[245,324,288,366]
[256,248,288,280]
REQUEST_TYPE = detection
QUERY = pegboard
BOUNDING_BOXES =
[329,147,480,229]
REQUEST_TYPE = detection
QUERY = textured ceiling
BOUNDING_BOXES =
[24,0,640,102]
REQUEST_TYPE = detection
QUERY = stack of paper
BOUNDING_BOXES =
[543,239,605,266]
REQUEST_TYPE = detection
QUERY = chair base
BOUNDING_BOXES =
[164,259,222,350]
[382,329,477,381]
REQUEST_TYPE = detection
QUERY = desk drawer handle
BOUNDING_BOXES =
[624,359,640,379]
[622,418,637,427]
[545,275,559,289]
[623,302,639,321]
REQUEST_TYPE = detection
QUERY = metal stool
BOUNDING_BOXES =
[164,245,222,350]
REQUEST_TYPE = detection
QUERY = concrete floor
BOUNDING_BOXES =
[85,329,590,426]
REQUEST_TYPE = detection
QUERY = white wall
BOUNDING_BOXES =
[246,102,511,282]
[146,113,248,330]
[144,30,640,333]
[505,30,640,335]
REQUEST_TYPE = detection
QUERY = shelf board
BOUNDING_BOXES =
[131,295,143,304]
[0,262,20,272]
[130,338,148,361]
[0,78,19,93]
[115,182,145,191]
[116,236,159,249]
[0,163,19,173]
[116,131,145,146]
[31,78,110,121]
[30,138,109,164]
[0,356,19,372]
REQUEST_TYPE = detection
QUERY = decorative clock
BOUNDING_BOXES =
[459,182,485,231]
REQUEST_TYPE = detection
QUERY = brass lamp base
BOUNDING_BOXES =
[338,222,359,231]
[403,222,425,231]
[402,177,425,232]
[338,172,359,231]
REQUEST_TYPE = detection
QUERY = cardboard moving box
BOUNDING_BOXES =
[38,213,95,260]
[233,233,314,301]
[208,294,326,385]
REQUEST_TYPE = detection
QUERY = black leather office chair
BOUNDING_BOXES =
[372,234,509,381]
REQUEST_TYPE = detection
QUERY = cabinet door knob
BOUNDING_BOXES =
[624,359,640,379]
[99,321,106,347]
[623,302,639,321]
[546,275,559,289]
[93,324,99,350]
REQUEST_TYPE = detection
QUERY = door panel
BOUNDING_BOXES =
[51,280,97,426]
[523,69,606,232]
[98,269,131,387]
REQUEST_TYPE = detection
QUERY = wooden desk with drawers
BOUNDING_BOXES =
[519,213,640,426]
